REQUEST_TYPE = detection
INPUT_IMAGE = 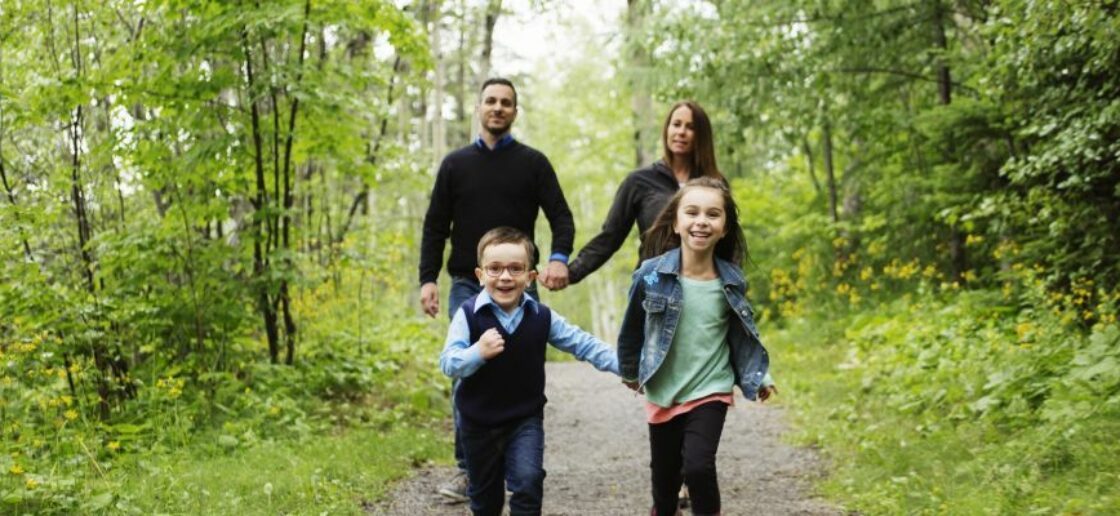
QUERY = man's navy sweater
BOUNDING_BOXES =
[418,140,575,284]
[455,294,551,427]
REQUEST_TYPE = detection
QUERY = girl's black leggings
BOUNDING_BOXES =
[648,401,728,516]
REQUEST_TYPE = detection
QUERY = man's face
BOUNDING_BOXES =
[475,242,536,313]
[477,84,517,136]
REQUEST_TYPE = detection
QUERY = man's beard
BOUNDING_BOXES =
[484,119,510,136]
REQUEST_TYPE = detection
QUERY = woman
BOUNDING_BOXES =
[567,100,725,284]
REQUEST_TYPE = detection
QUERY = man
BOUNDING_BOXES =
[418,77,575,502]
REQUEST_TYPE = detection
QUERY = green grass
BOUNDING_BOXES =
[91,425,449,515]
[771,296,1120,515]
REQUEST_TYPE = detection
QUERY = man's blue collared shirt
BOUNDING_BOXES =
[473,133,516,152]
[440,290,619,378]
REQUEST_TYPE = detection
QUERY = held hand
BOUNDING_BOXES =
[542,261,569,291]
[758,384,778,403]
[538,267,552,290]
[420,282,440,318]
[477,328,506,360]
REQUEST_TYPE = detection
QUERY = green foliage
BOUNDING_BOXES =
[3,0,1118,513]
[775,275,1120,513]
[0,424,444,514]
[646,0,1120,306]
[0,0,447,512]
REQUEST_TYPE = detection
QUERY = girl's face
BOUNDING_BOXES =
[665,106,695,157]
[673,187,727,254]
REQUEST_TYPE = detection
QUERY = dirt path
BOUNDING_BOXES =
[374,362,840,515]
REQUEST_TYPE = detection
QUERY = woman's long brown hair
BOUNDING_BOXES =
[639,177,747,266]
[661,101,723,181]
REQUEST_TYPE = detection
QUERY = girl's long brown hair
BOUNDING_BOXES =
[661,101,723,180]
[639,177,748,265]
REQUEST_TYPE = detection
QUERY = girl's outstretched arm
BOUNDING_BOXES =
[757,384,777,402]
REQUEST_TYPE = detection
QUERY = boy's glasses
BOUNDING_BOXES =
[483,264,528,277]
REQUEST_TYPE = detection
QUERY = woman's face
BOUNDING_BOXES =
[665,106,695,157]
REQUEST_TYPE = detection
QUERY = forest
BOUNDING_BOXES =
[1,0,1117,513]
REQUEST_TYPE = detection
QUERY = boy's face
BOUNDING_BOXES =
[475,242,537,312]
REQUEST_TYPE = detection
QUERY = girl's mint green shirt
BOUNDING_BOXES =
[645,276,736,407]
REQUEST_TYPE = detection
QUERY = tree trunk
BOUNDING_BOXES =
[0,42,33,260]
[477,0,501,85]
[931,0,966,282]
[65,1,113,420]
[931,0,952,106]
[280,0,312,365]
[336,57,403,246]
[822,118,839,224]
[452,0,469,144]
[801,136,822,196]
[430,0,447,162]
[626,0,655,167]
[243,30,280,363]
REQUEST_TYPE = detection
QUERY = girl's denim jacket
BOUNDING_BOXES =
[617,248,770,400]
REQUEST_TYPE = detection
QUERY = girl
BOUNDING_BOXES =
[618,177,776,515]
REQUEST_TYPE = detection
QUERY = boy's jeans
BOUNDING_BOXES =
[448,277,540,473]
[460,412,546,516]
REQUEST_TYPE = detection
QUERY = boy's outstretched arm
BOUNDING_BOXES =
[547,310,619,376]
[439,307,488,378]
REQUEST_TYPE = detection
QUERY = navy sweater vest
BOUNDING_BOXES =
[456,295,552,427]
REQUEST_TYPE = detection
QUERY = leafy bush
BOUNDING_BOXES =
[776,274,1120,513]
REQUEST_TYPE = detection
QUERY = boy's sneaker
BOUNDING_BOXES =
[437,471,468,503]
[678,485,690,509]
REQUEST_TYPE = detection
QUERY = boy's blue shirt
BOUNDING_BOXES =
[440,290,619,378]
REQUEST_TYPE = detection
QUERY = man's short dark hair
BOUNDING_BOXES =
[480,77,518,107]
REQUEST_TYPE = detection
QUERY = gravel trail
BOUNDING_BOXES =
[374,361,840,515]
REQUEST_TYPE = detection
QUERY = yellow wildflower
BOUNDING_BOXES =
[9,464,23,476]
[108,441,121,451]
[64,410,78,421]
[965,234,984,246]
[25,477,39,489]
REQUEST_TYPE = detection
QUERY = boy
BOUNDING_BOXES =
[439,226,619,516]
